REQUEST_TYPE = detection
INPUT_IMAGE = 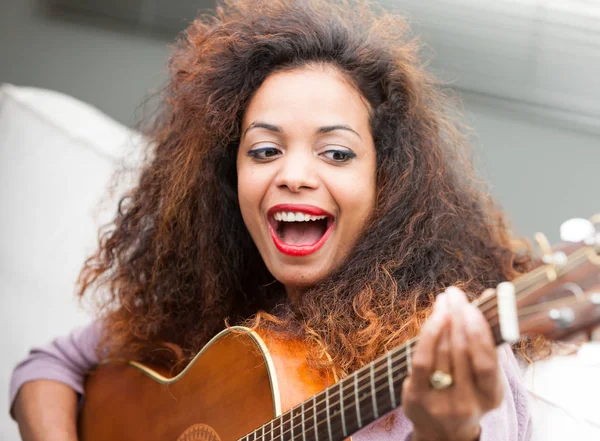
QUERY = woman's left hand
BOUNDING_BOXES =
[401,286,504,441]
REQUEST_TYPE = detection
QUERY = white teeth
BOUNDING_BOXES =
[272,211,328,222]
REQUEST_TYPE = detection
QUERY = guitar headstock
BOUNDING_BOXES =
[479,215,600,345]
[516,290,600,342]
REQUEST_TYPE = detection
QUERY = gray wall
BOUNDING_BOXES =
[0,0,170,126]
[1,0,598,237]
[465,95,599,242]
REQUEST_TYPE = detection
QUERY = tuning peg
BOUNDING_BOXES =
[560,218,595,243]
[534,232,567,281]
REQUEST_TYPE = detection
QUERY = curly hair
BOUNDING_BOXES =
[78,0,531,376]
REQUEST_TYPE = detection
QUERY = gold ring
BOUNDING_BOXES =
[430,370,453,389]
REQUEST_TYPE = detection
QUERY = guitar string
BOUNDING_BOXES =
[465,249,596,330]
[249,308,506,441]
[249,304,506,441]
[477,245,596,319]
[486,294,588,329]
[312,373,411,438]
[251,302,566,441]
[248,249,597,441]
[247,349,413,441]
[250,353,443,441]
[483,262,594,328]
[471,249,585,318]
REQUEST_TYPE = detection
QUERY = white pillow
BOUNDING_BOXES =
[524,343,600,440]
[0,83,143,440]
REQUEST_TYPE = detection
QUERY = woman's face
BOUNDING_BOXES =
[237,66,376,294]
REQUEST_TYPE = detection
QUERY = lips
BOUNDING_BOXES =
[267,204,335,256]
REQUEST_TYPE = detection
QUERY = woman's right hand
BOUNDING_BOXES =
[401,287,504,441]
[13,380,79,441]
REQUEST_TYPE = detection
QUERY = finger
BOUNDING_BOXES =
[464,303,502,406]
[434,319,452,378]
[446,287,474,391]
[410,293,449,390]
[478,288,496,302]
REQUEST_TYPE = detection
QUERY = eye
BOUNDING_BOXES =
[321,148,357,163]
[247,146,282,161]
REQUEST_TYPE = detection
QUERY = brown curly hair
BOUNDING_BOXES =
[78,0,531,376]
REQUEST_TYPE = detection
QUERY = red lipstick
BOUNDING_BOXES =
[267,204,334,257]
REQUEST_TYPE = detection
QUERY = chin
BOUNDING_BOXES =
[274,267,329,291]
[278,275,321,289]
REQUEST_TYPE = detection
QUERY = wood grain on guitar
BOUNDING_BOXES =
[79,217,600,441]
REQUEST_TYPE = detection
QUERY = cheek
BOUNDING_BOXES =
[237,165,269,228]
[237,166,254,223]
[331,166,376,230]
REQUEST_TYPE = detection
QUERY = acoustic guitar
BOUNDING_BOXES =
[79,218,600,441]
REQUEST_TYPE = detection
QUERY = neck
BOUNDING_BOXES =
[284,285,302,306]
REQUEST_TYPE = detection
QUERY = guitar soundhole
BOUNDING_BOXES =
[176,424,221,441]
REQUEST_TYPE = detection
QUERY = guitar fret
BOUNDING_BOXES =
[370,363,379,419]
[339,381,347,437]
[279,415,283,441]
[406,340,412,374]
[313,395,319,441]
[354,373,362,428]
[247,339,420,441]
[386,352,396,408]
[301,402,306,441]
[325,388,333,441]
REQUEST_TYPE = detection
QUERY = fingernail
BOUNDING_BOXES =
[445,286,466,308]
[434,293,447,312]
[445,286,462,298]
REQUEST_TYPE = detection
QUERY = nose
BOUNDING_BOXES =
[274,150,319,193]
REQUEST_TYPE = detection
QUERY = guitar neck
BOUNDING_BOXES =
[241,298,508,441]
[242,339,415,441]
[242,236,600,441]
[240,294,509,441]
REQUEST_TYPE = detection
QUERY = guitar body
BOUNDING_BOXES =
[78,224,600,441]
[79,327,333,441]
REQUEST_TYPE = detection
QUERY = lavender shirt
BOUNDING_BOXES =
[9,322,531,441]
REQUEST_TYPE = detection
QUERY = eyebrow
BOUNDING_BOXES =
[243,121,362,140]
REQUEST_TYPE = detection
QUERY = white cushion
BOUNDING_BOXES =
[525,342,600,440]
[0,83,143,440]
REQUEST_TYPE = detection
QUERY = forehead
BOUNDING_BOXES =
[242,66,372,131]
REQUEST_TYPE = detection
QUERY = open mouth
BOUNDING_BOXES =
[267,205,335,256]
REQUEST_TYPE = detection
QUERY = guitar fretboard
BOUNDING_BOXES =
[242,339,416,441]
[238,237,600,441]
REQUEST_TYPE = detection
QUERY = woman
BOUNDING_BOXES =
[10,1,532,440]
